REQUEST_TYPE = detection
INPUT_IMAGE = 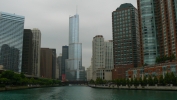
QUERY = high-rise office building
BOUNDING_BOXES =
[92,35,113,80]
[104,40,114,70]
[66,13,82,81]
[92,35,105,71]
[79,66,86,81]
[40,48,52,79]
[51,49,56,79]
[112,3,140,67]
[61,46,68,81]
[137,0,177,65]
[0,12,25,72]
[22,29,33,75]
[32,28,41,77]
[57,53,62,79]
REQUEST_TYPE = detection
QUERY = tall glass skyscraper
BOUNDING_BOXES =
[0,12,25,72]
[138,0,177,65]
[138,0,158,65]
[66,14,82,81]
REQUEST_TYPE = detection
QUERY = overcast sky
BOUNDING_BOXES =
[0,0,137,68]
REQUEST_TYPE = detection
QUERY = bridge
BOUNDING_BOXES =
[62,81,88,85]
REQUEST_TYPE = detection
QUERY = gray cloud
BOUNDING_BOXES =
[0,0,137,68]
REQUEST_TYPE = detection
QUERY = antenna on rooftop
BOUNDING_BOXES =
[76,5,78,14]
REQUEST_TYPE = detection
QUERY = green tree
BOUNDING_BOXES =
[142,76,148,86]
[170,72,176,85]
[169,54,176,62]
[96,77,103,84]
[139,77,143,86]
[164,72,170,85]
[130,78,134,86]
[89,79,95,84]
[134,78,139,86]
[126,78,130,86]
[122,79,126,86]
[115,79,120,86]
[159,75,164,86]
[148,75,153,86]
[153,76,158,85]
[156,56,161,64]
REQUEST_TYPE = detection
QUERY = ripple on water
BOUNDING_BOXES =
[0,86,177,100]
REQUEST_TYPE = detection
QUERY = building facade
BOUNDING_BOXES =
[66,14,82,81]
[92,35,114,80]
[112,3,141,68]
[51,49,56,79]
[22,29,33,75]
[61,46,68,81]
[137,0,177,65]
[126,62,177,80]
[31,28,41,77]
[40,48,52,79]
[0,12,25,72]
[86,65,93,81]
[79,66,86,81]
[57,54,62,79]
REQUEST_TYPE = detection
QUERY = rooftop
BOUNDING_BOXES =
[116,3,134,11]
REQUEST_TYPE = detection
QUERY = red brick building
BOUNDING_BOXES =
[112,64,134,79]
[126,62,177,79]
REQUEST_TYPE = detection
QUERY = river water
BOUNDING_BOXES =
[0,86,177,100]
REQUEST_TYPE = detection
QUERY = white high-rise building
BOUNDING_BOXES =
[92,35,113,80]
[32,28,41,77]
[66,14,82,81]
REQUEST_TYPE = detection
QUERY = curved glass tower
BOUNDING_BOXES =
[138,0,158,65]
[0,12,24,72]
[66,14,82,81]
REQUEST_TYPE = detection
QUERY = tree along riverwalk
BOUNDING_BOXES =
[89,84,177,91]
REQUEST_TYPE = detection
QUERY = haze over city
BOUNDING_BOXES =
[0,0,137,68]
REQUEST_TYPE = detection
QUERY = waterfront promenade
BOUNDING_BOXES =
[89,84,177,91]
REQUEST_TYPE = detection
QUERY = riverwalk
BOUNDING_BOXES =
[89,84,177,91]
[0,85,61,92]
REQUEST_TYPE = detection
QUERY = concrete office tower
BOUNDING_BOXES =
[57,53,62,79]
[66,14,82,81]
[92,35,113,80]
[112,3,140,67]
[32,28,41,77]
[0,12,24,72]
[40,48,53,79]
[137,0,177,65]
[104,40,114,70]
[22,29,33,75]
[86,65,93,81]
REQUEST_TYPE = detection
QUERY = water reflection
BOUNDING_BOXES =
[0,86,176,100]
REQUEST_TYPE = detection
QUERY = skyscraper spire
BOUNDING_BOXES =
[76,5,78,14]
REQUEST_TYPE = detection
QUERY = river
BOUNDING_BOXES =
[0,86,177,100]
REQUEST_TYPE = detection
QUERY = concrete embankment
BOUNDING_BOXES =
[89,85,177,91]
[0,85,60,92]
